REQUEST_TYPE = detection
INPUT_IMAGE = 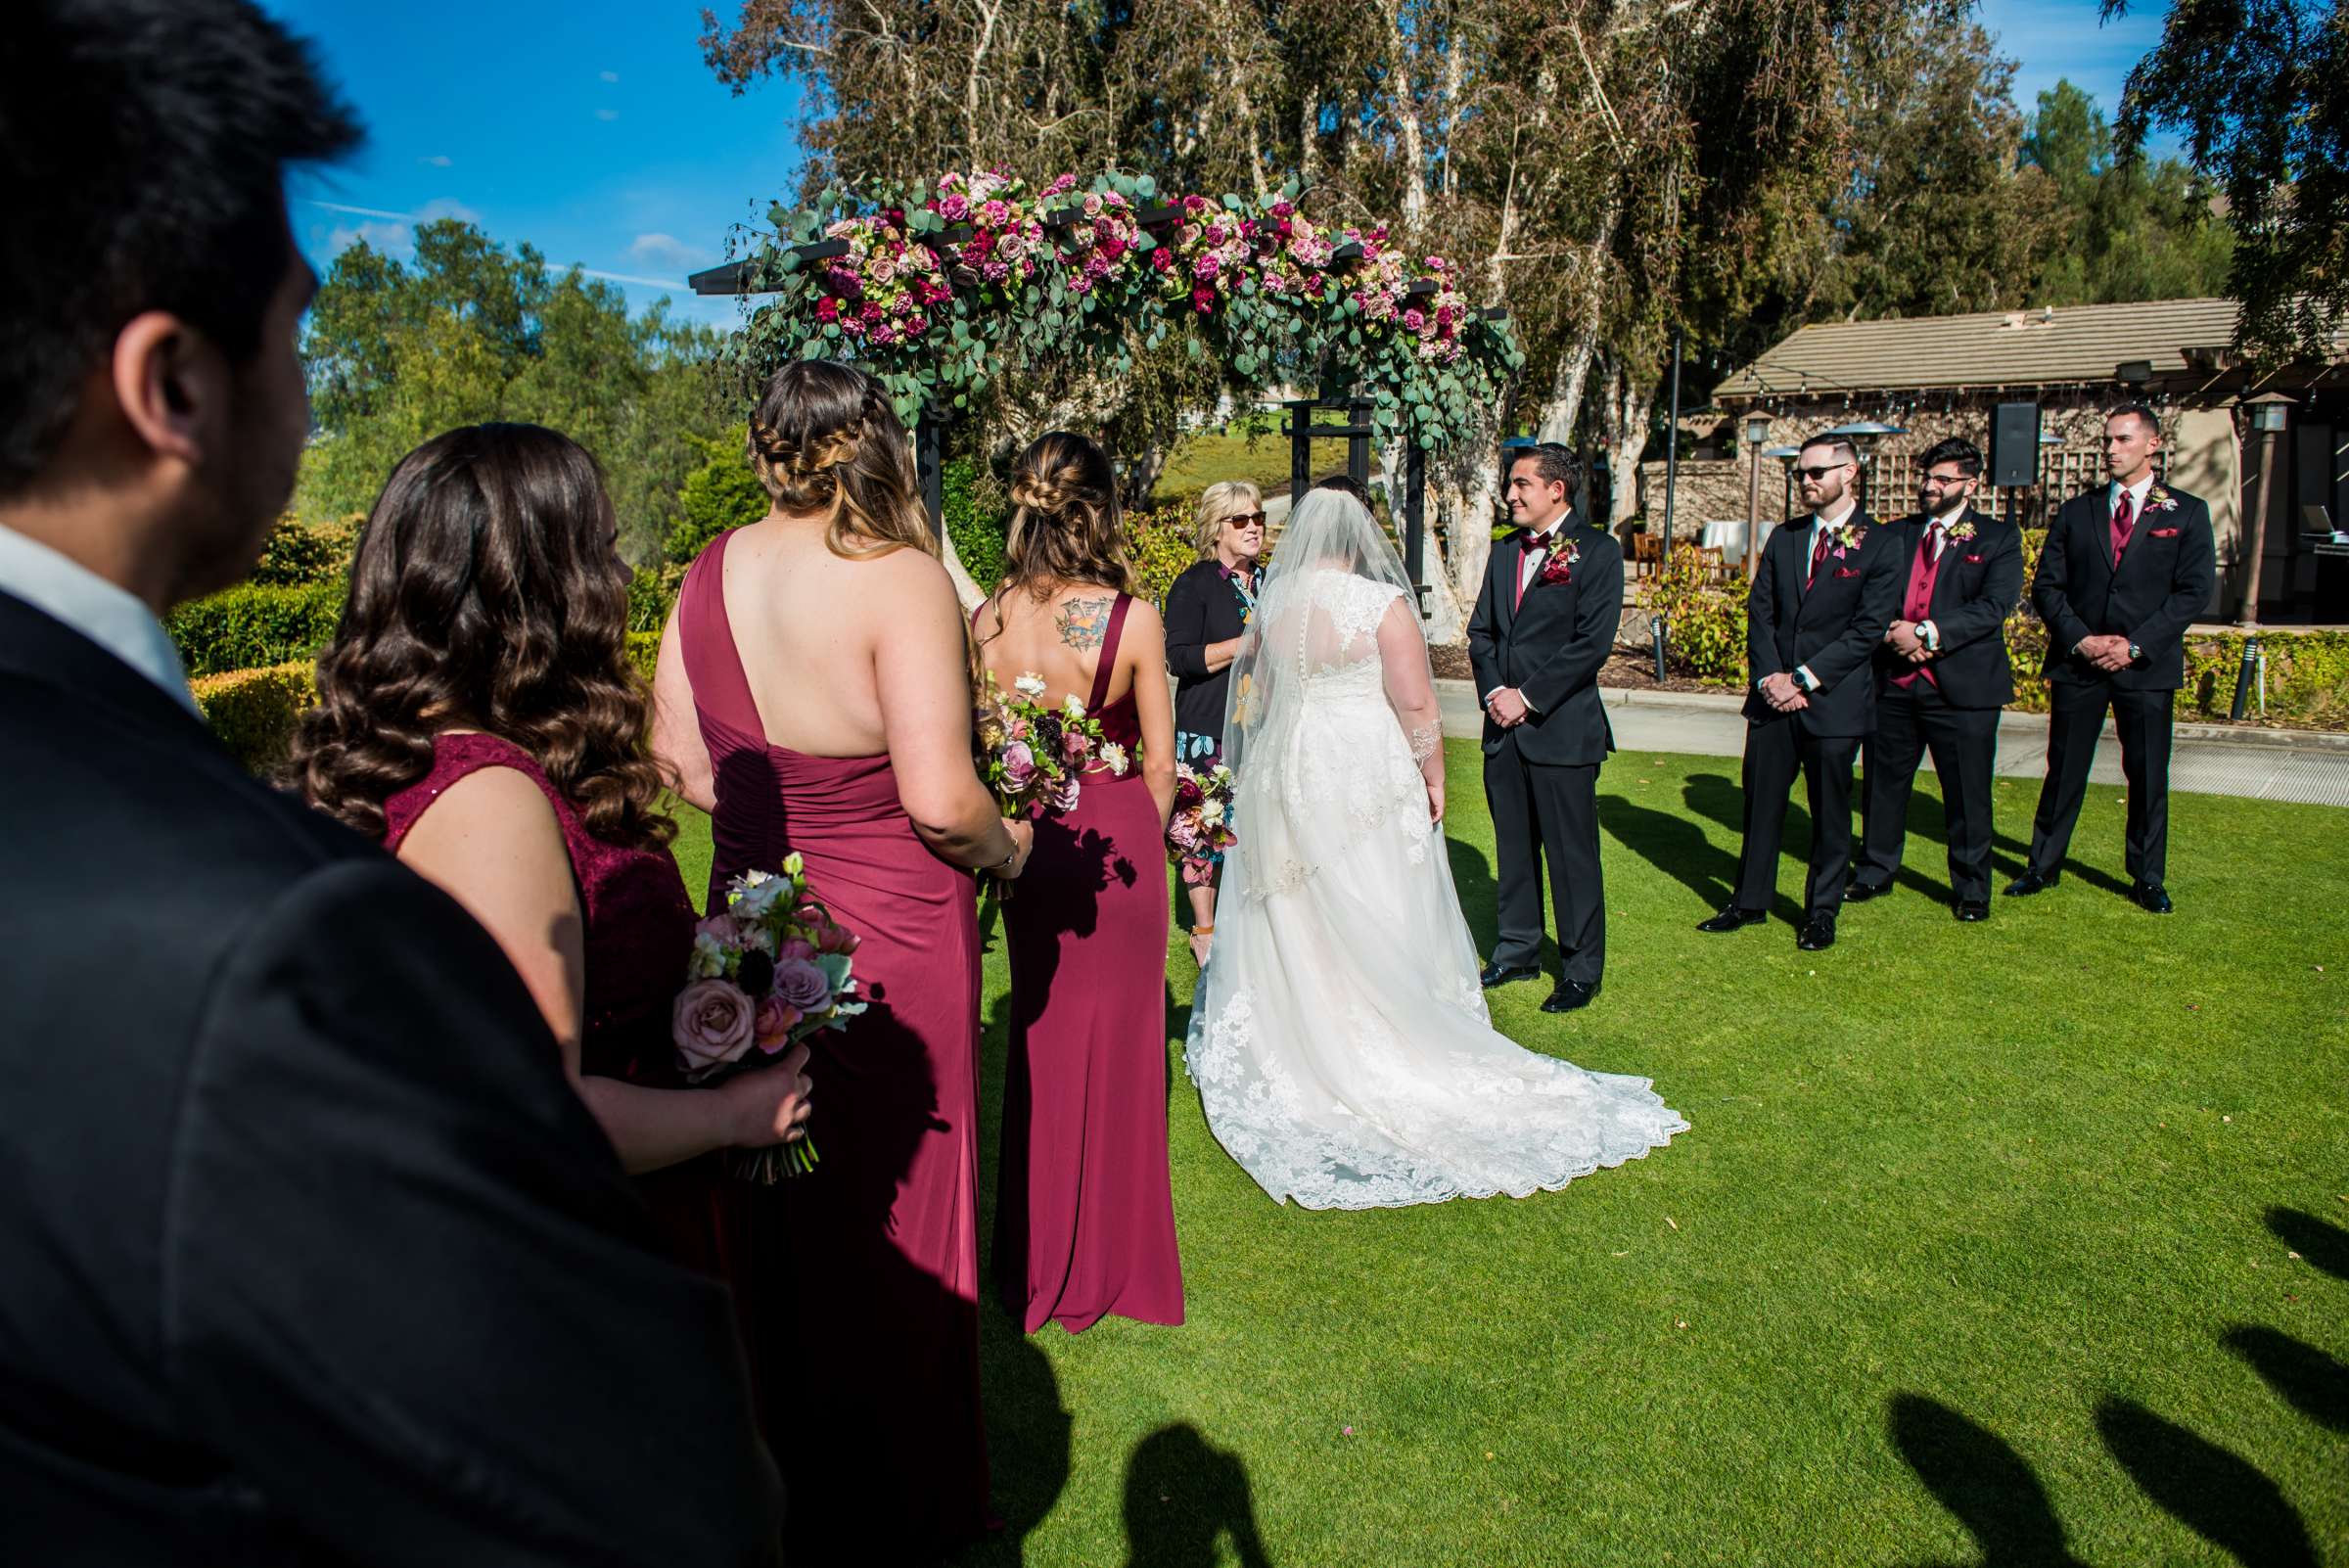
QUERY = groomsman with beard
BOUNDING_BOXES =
[2008,403,2217,912]
[1844,437,2023,920]
[1699,435,1903,950]
[1468,442,1623,1012]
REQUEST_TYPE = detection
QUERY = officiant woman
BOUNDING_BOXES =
[1162,481,1265,964]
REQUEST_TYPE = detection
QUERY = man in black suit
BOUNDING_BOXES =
[2010,403,2218,912]
[0,5,790,1562]
[1846,437,2023,920]
[1699,435,1904,950]
[1467,442,1624,1012]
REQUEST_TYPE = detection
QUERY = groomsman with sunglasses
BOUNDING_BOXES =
[1700,435,1903,951]
[1845,438,2023,920]
[2009,403,2216,912]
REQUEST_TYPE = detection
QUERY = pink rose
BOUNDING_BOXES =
[867,254,898,285]
[752,992,800,1051]
[1002,741,1036,785]
[673,979,756,1076]
[1082,192,1103,217]
[779,936,816,962]
[1060,728,1089,762]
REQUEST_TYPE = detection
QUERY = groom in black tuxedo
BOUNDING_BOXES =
[1847,437,2023,920]
[1699,435,1903,950]
[0,5,786,1562]
[1467,442,1624,1012]
[2010,403,2218,912]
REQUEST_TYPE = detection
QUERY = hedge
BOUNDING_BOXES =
[192,662,316,773]
[166,581,346,678]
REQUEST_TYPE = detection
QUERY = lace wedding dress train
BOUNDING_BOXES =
[1184,497,1687,1211]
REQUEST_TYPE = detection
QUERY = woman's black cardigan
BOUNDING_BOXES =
[1162,557,1250,749]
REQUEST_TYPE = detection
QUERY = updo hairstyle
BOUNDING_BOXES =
[746,360,936,559]
[1000,430,1134,599]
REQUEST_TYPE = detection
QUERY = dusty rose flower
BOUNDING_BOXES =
[753,992,800,1050]
[1002,741,1036,786]
[1082,192,1103,216]
[1060,728,1089,762]
[867,254,898,285]
[674,979,756,1075]
[772,956,834,1017]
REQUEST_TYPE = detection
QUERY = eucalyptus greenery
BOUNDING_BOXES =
[715,171,1525,455]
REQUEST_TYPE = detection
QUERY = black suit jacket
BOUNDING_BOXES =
[1743,511,1905,738]
[0,590,783,1566]
[1869,507,2024,709]
[1465,516,1623,765]
[2032,482,2218,691]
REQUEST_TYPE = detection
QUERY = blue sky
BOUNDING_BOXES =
[266,0,2173,326]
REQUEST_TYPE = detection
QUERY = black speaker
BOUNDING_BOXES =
[1989,401,2041,487]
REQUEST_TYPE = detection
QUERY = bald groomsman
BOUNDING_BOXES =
[1845,437,2023,920]
[2008,403,2217,912]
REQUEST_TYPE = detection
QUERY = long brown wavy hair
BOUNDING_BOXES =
[747,360,934,559]
[286,423,674,850]
[998,430,1134,603]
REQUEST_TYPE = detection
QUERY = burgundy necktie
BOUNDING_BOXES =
[2111,490,2136,563]
[1807,529,1832,589]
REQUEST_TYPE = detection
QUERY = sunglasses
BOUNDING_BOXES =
[1227,512,1267,528]
[1796,463,1854,482]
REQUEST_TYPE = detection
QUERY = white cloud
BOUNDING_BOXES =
[327,219,413,256]
[629,233,704,271]
[599,69,620,83]
[415,197,483,225]
[595,108,621,122]
[575,266,684,290]
[419,154,453,167]
[309,200,411,222]
[315,198,484,259]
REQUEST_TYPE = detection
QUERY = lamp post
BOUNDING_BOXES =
[1763,445,1802,529]
[1823,419,1906,514]
[1741,409,1774,581]
[2234,393,2294,718]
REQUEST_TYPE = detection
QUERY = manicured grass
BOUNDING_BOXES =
[1153,428,1366,508]
[670,749,2349,1565]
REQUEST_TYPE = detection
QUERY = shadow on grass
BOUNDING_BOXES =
[1886,1394,2090,1567]
[1679,771,1809,925]
[2095,1398,2317,1568]
[1445,832,1504,958]
[1597,791,1735,911]
[2266,1207,2349,1284]
[1121,1423,1273,1568]
[2222,1325,2349,1435]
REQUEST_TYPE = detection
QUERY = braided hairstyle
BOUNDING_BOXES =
[999,430,1134,603]
[746,360,934,559]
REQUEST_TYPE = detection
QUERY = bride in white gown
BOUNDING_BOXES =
[1184,488,1687,1210]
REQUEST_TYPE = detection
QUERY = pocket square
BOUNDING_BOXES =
[2148,527,2181,538]
[1832,566,1861,578]
[1963,553,1984,563]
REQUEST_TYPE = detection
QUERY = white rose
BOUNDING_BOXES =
[1015,671,1048,699]
[1063,695,1086,719]
[1201,799,1226,825]
[1099,742,1129,776]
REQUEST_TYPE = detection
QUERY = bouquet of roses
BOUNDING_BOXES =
[671,855,865,1182]
[973,670,1128,893]
[1166,761,1238,886]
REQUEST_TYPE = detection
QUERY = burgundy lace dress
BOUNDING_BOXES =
[380,732,755,1322]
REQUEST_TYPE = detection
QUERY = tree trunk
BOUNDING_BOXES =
[1603,360,1656,532]
[1380,0,1428,236]
[1533,196,1622,444]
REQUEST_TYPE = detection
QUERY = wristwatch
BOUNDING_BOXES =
[2128,641,2142,663]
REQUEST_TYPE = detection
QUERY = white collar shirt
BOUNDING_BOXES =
[2109,475,2155,520]
[1517,514,1570,591]
[0,523,199,716]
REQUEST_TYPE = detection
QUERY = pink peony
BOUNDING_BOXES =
[980,199,1010,228]
[674,979,757,1075]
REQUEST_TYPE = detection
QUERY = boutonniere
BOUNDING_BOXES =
[1820,521,1867,560]
[1943,518,1977,543]
[1535,538,1581,586]
[2145,486,2181,514]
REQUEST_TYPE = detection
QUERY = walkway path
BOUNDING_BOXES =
[1432,680,2349,808]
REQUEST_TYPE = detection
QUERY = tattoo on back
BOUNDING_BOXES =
[1056,595,1114,651]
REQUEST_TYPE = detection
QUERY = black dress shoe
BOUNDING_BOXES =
[2133,882,2174,914]
[1796,913,1837,951]
[2004,870,2061,898]
[1541,980,1598,1013]
[1479,961,1542,989]
[1696,905,1768,934]
[1954,899,1990,922]
[1842,880,1892,903]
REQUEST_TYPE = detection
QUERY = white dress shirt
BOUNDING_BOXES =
[0,523,200,715]
[2109,474,2155,524]
[1775,501,1858,692]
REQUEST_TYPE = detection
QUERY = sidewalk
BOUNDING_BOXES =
[1431,679,2349,808]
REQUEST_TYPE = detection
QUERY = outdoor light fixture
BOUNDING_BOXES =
[2116,359,2153,385]
[2249,396,2291,434]
[1741,410,1776,582]
[1742,411,1773,447]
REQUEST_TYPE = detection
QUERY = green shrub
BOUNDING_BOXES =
[628,562,685,633]
[2184,629,2349,727]
[664,426,768,566]
[249,513,360,586]
[1648,544,1749,683]
[192,662,316,773]
[1126,508,1199,611]
[944,457,1008,589]
[166,581,346,678]
[625,630,661,686]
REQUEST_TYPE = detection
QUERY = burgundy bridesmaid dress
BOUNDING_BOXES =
[677,531,989,1562]
[379,732,757,1325]
[995,594,1186,1333]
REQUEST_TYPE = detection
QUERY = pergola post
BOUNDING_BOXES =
[915,406,944,543]
[1288,400,1313,509]
[1404,442,1428,620]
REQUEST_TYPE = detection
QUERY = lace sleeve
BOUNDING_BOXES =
[1407,721,1441,763]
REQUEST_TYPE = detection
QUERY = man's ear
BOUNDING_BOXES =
[110,311,228,469]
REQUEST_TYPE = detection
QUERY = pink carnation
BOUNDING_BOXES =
[1403,307,1426,332]
[1191,285,1216,313]
[1151,246,1174,273]
[815,296,840,322]
[980,199,1010,228]
[939,193,970,221]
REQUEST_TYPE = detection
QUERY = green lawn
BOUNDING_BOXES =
[671,748,2349,1566]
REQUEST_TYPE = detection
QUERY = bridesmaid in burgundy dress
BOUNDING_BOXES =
[650,363,1032,1563]
[974,432,1186,1334]
[286,424,814,1371]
